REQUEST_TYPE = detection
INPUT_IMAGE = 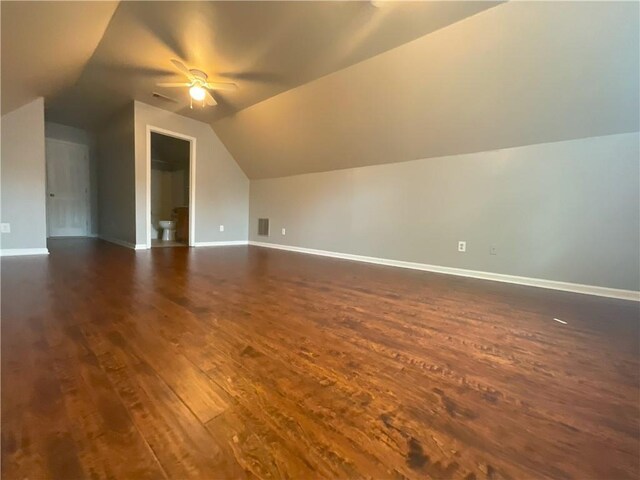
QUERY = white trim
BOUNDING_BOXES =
[0,248,50,257]
[194,240,248,247]
[99,235,147,250]
[249,241,640,302]
[45,235,95,239]
[146,125,196,249]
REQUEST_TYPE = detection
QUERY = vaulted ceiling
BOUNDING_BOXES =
[0,1,119,115]
[2,1,638,179]
[28,1,502,127]
[216,1,640,177]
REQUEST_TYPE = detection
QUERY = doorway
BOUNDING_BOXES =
[148,129,194,248]
[45,138,90,237]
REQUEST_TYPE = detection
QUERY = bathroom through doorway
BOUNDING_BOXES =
[149,130,192,248]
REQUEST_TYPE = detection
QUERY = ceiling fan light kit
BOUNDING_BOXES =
[189,85,206,101]
[157,59,238,109]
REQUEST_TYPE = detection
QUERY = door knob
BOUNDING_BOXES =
[49,193,55,197]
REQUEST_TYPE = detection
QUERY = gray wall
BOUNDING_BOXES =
[45,122,99,235]
[250,132,640,292]
[0,98,48,251]
[134,101,249,246]
[96,104,136,245]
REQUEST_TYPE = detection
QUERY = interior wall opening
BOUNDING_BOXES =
[150,131,190,248]
[44,120,98,239]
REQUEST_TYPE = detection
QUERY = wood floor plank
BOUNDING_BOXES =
[79,321,246,479]
[115,246,632,475]
[206,404,327,479]
[2,238,638,479]
[108,312,230,422]
[1,260,92,479]
[145,267,634,479]
[2,328,66,479]
[1,262,167,480]
[51,350,168,480]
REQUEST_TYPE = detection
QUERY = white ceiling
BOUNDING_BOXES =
[42,1,500,127]
[0,1,119,115]
[2,1,637,179]
[214,1,640,178]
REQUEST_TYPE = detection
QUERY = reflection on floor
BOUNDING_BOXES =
[151,239,188,248]
[2,238,639,480]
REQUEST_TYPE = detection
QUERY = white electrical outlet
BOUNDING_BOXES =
[0,223,10,233]
[281,228,286,236]
[458,241,466,252]
[219,225,224,232]
[490,245,497,255]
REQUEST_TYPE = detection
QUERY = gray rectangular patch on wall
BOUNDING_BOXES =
[258,218,270,236]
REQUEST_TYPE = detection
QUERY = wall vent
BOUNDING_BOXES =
[152,92,178,103]
[258,218,270,236]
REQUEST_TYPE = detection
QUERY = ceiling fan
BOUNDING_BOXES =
[156,59,238,108]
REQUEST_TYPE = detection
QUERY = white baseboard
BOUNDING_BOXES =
[98,235,147,250]
[100,236,248,250]
[194,240,248,247]
[0,248,50,257]
[248,241,640,302]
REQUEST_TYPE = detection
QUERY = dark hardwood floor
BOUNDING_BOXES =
[2,238,638,479]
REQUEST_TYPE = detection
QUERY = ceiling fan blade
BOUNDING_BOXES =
[205,81,238,91]
[171,59,192,77]
[205,90,217,106]
[156,82,190,87]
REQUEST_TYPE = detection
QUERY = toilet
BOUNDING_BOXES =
[159,220,176,241]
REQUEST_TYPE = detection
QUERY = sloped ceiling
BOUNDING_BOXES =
[44,1,501,128]
[2,1,638,180]
[0,1,119,115]
[214,1,640,178]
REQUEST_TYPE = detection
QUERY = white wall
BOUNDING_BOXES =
[171,169,186,209]
[250,132,640,293]
[134,101,249,246]
[45,122,98,235]
[151,168,186,225]
[0,98,48,253]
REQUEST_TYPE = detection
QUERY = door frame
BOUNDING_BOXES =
[146,125,196,248]
[45,138,91,238]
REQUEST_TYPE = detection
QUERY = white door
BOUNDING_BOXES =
[46,139,90,237]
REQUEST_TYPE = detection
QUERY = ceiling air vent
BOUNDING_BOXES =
[152,92,178,103]
[258,218,270,236]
